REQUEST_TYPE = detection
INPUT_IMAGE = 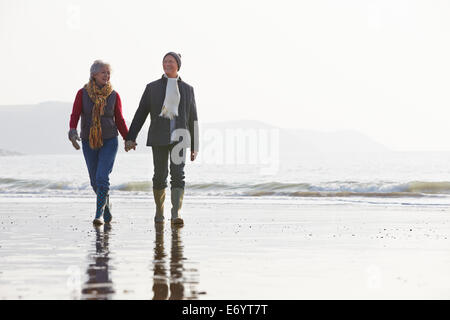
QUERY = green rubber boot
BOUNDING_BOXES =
[153,188,166,223]
[170,188,184,225]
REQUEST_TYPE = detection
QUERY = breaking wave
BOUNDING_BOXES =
[2,178,450,198]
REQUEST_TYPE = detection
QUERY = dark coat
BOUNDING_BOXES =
[126,75,199,151]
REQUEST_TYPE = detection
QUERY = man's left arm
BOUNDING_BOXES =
[188,87,199,160]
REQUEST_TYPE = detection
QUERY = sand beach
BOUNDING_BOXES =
[1,196,450,300]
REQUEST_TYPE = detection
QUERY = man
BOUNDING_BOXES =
[125,52,199,226]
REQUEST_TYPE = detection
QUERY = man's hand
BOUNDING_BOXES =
[191,150,198,161]
[125,140,137,152]
[68,129,81,150]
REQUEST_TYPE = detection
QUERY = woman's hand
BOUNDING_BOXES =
[191,150,198,161]
[68,129,81,150]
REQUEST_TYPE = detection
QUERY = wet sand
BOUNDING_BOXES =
[1,197,450,299]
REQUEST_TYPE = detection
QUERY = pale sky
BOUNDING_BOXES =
[1,0,450,151]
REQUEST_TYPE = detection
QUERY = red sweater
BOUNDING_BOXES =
[69,89,129,140]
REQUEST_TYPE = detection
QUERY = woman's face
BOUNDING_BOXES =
[163,55,178,77]
[93,66,110,86]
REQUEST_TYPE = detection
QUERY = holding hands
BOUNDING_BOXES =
[68,129,81,150]
[125,140,137,152]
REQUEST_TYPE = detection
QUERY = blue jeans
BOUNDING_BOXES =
[152,143,186,190]
[82,137,118,192]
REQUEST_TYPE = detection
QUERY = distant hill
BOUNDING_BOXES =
[284,128,390,153]
[0,102,391,155]
[0,101,150,155]
[0,101,74,154]
[0,148,22,156]
[200,120,390,156]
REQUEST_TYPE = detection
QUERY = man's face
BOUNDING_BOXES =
[163,55,178,77]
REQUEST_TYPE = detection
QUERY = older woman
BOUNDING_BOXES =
[125,52,199,226]
[68,60,128,226]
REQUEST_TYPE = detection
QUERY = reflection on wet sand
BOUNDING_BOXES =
[169,225,184,300]
[81,224,115,300]
[78,221,199,300]
[152,224,199,300]
[152,223,169,299]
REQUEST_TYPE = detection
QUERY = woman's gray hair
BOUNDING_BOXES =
[90,60,111,80]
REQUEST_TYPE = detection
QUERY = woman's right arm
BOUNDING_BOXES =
[69,89,83,130]
[68,89,83,150]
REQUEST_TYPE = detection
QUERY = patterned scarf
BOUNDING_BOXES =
[84,80,113,149]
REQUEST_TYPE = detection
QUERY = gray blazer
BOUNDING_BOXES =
[127,75,199,151]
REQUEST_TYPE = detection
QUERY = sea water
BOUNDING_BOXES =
[1,151,450,206]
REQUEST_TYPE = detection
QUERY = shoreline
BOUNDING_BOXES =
[1,198,450,299]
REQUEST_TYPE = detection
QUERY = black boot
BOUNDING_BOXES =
[104,195,112,224]
[93,188,108,226]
